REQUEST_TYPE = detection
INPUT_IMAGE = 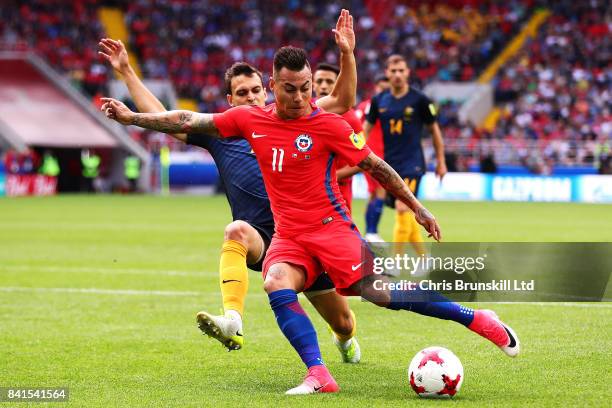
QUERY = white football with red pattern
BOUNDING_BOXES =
[408,346,464,398]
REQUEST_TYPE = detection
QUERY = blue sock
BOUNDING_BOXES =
[365,198,384,234]
[268,289,323,368]
[387,288,475,326]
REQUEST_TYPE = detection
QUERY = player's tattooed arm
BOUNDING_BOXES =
[131,111,219,136]
[101,98,220,137]
[358,153,419,207]
[358,153,442,241]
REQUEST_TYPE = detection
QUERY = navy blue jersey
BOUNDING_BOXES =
[186,134,274,230]
[366,88,436,176]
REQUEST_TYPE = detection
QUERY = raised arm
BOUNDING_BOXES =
[98,38,188,142]
[315,9,356,114]
[358,152,441,241]
[101,98,220,137]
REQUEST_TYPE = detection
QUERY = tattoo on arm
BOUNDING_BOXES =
[416,207,434,221]
[358,153,419,210]
[132,111,219,137]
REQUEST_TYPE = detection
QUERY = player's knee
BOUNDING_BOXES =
[224,220,250,244]
[331,310,354,335]
[263,265,290,293]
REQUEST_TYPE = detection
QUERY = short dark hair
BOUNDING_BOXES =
[224,62,264,94]
[314,62,340,76]
[385,54,408,68]
[273,46,310,75]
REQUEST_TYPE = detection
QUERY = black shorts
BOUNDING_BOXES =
[247,223,274,271]
[250,223,336,293]
[304,272,335,293]
[385,174,423,208]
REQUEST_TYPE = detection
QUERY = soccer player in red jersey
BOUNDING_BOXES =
[98,11,362,362]
[313,62,363,212]
[103,43,520,396]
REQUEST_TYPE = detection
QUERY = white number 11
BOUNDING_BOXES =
[272,148,284,172]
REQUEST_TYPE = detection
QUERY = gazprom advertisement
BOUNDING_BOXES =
[416,173,612,203]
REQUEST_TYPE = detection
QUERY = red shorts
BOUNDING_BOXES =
[338,179,352,214]
[262,219,372,296]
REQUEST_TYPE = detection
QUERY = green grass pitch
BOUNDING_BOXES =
[1,195,610,407]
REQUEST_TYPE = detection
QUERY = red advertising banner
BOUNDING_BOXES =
[6,175,57,197]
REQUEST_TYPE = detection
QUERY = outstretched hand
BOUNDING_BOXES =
[101,97,134,125]
[98,38,130,75]
[415,207,442,242]
[333,9,355,54]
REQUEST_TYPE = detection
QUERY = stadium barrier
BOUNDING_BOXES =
[163,155,611,203]
[415,172,612,203]
[4,159,607,202]
[4,175,57,197]
[165,151,219,194]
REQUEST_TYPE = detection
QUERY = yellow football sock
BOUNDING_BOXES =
[333,310,357,343]
[408,215,426,256]
[393,210,411,254]
[219,239,249,316]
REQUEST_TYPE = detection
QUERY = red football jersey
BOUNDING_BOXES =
[356,99,384,157]
[213,102,371,237]
[337,108,364,170]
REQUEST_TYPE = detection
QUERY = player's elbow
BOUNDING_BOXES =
[338,93,356,111]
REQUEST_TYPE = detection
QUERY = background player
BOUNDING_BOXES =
[97,9,362,362]
[356,74,389,242]
[102,45,519,395]
[312,62,363,212]
[364,54,447,258]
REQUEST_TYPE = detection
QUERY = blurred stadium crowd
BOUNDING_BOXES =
[0,0,610,174]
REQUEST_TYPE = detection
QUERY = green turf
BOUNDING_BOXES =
[0,195,610,407]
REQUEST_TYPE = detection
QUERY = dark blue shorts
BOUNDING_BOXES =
[247,223,274,272]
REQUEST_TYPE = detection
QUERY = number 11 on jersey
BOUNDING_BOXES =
[272,148,284,172]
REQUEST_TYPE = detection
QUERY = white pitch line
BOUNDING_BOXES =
[0,221,221,233]
[0,286,202,297]
[0,264,212,277]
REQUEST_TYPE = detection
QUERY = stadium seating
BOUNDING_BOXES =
[123,0,530,106]
[1,0,608,171]
[0,0,109,96]
[490,0,610,170]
